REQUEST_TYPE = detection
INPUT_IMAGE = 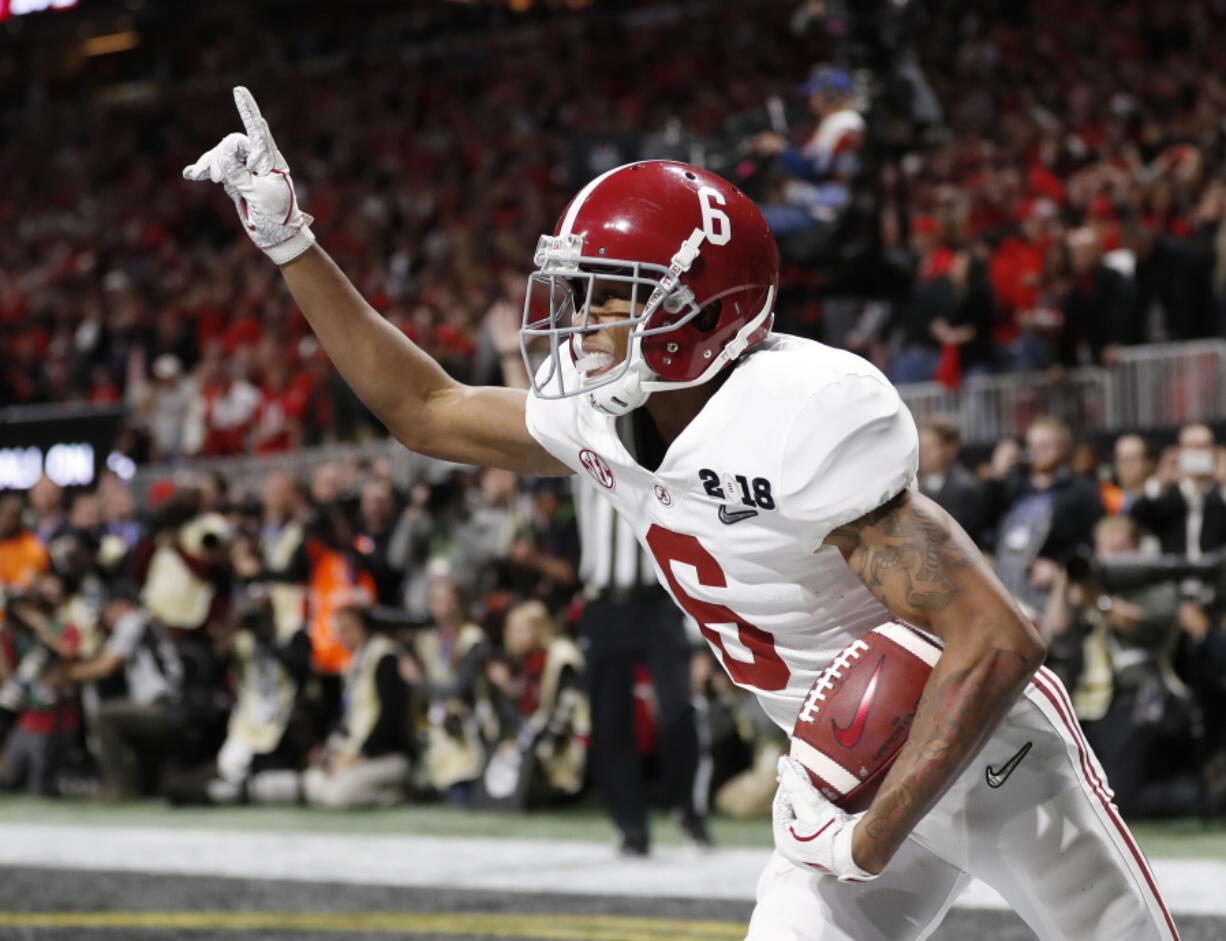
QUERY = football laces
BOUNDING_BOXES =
[796,638,869,723]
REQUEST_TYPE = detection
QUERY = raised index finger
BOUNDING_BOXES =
[233,86,273,151]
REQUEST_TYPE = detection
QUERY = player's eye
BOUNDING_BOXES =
[591,281,633,307]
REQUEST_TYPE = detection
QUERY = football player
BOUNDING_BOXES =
[184,88,1179,941]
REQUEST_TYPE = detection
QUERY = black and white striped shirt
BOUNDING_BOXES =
[573,478,658,592]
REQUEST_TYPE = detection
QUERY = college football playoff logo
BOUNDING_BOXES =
[579,449,615,489]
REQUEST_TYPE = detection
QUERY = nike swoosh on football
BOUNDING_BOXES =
[831,655,885,749]
[985,741,1032,788]
[718,505,759,525]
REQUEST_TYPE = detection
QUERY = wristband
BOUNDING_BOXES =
[832,822,878,883]
[268,225,316,266]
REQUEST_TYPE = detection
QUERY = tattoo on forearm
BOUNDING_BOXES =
[827,491,974,617]
[860,648,1034,853]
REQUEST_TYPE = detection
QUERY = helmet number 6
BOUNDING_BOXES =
[697,186,731,246]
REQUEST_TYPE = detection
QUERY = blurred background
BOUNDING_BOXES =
[2,0,1226,938]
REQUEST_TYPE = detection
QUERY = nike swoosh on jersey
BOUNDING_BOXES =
[985,741,1032,788]
[831,655,885,749]
[718,505,759,525]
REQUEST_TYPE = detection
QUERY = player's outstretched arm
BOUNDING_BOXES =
[183,87,570,477]
[278,248,567,474]
[823,489,1046,875]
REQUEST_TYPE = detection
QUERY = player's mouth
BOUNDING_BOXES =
[576,351,615,377]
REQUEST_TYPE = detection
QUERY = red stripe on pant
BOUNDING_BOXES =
[1029,669,1181,941]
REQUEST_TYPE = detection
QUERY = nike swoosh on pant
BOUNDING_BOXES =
[985,741,1033,788]
[831,655,886,749]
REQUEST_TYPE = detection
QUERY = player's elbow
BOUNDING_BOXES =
[992,612,1046,676]
[383,384,461,458]
[944,604,1046,678]
[387,418,435,459]
[1012,626,1047,673]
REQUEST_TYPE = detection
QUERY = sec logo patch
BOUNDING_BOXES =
[579,449,615,489]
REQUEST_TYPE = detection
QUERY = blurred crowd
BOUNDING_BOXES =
[4,0,1226,457]
[855,0,1226,385]
[0,460,774,826]
[920,415,1226,817]
[0,460,591,810]
[3,415,1226,821]
[0,0,812,460]
[3,0,1226,831]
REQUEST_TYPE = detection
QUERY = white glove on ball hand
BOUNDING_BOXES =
[182,86,315,266]
[772,756,877,883]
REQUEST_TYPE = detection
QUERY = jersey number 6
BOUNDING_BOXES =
[646,523,790,691]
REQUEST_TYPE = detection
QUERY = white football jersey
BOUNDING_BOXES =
[525,334,919,731]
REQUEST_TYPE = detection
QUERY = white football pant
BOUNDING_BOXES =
[747,668,1180,941]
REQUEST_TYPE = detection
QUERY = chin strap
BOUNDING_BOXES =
[587,357,653,416]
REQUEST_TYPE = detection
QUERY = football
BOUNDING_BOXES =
[790,622,943,812]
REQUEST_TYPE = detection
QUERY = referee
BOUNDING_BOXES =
[574,478,710,856]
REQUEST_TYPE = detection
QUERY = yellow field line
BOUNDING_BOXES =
[0,911,747,939]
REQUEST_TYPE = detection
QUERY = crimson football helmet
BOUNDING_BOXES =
[521,160,779,415]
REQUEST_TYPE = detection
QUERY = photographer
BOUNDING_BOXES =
[354,479,402,607]
[63,586,187,800]
[0,573,80,795]
[479,600,588,809]
[1045,516,1199,817]
[303,498,376,677]
[1129,423,1226,559]
[169,592,311,805]
[1171,586,1226,794]
[137,485,234,634]
[403,577,493,806]
[0,495,49,598]
[229,471,309,644]
[992,416,1105,615]
[300,602,412,808]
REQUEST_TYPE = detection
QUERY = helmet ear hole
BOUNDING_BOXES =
[694,301,721,332]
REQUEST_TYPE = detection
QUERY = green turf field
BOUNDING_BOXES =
[1,795,1223,860]
[0,795,766,846]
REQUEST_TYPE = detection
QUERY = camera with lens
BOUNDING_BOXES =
[1066,548,1225,606]
[1063,547,1099,585]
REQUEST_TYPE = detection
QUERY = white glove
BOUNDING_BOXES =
[771,756,878,883]
[182,86,315,266]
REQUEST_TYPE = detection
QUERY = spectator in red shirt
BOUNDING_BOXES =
[990,197,1058,356]
[88,364,122,405]
[183,355,260,457]
[251,359,304,455]
[289,341,335,447]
